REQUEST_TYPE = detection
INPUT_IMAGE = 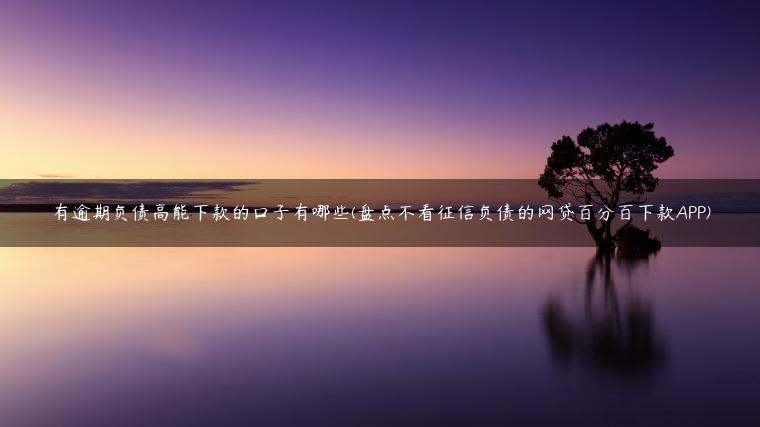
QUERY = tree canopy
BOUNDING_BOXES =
[538,121,674,250]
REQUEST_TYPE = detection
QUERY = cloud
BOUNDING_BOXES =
[36,173,79,179]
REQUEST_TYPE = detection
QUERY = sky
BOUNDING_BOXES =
[1,0,758,178]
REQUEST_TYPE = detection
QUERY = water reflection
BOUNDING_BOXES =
[3,248,760,425]
[543,251,667,378]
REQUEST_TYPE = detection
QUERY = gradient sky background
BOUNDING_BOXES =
[1,1,758,178]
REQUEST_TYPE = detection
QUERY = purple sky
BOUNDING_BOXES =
[1,1,758,178]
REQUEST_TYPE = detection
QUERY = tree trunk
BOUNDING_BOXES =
[586,220,615,253]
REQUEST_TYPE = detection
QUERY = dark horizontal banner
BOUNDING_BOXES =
[0,179,758,246]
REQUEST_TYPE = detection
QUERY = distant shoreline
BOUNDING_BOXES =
[1,204,759,214]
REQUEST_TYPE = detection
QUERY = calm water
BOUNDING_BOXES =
[0,248,758,426]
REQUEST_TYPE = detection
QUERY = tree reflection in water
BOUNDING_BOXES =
[543,250,667,378]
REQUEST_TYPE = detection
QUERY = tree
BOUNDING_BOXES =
[538,121,674,251]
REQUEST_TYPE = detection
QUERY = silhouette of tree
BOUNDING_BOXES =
[538,121,674,251]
